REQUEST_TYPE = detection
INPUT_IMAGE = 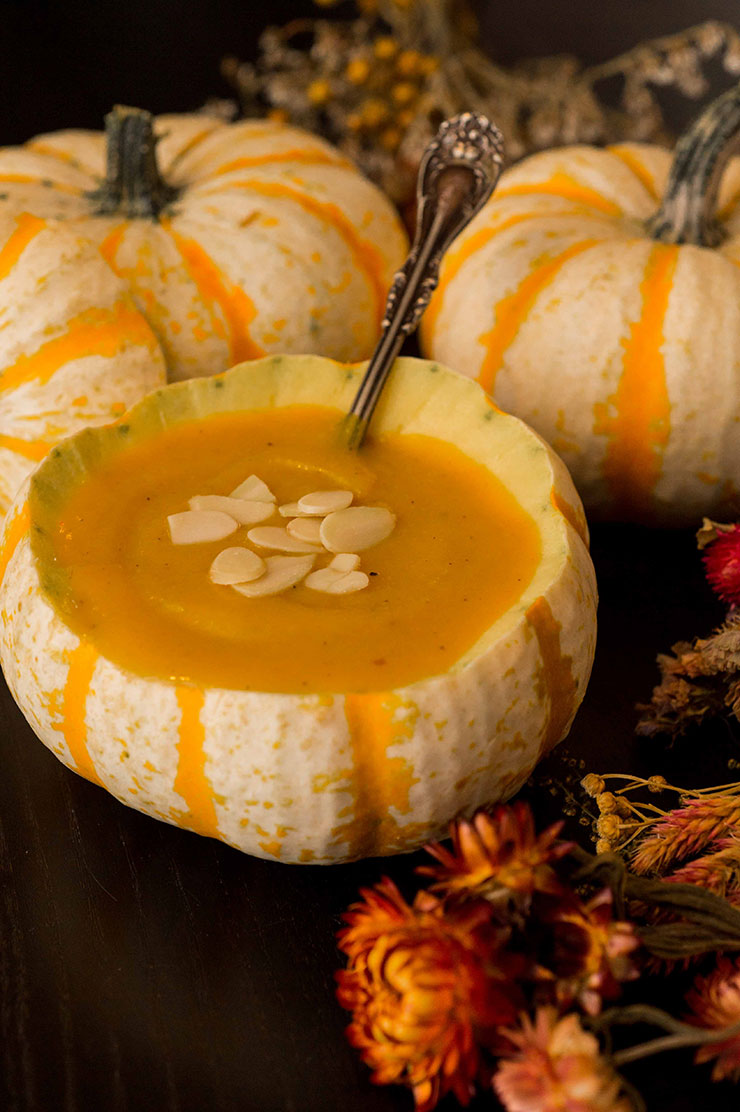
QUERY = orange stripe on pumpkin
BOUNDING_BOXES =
[62,640,103,785]
[606,146,659,201]
[477,238,601,394]
[0,212,46,281]
[421,209,575,347]
[495,172,623,216]
[525,596,577,756]
[208,148,350,178]
[203,179,388,330]
[164,226,264,363]
[0,433,53,462]
[99,223,127,271]
[594,243,679,515]
[550,487,588,548]
[0,300,156,395]
[0,174,81,195]
[174,685,219,838]
[0,501,29,586]
[337,692,420,859]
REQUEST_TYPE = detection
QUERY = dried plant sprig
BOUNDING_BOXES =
[222,7,740,204]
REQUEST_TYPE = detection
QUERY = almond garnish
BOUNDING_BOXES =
[189,495,274,525]
[247,526,323,554]
[329,553,361,572]
[232,554,315,597]
[320,506,395,553]
[278,502,313,517]
[230,475,276,502]
[168,510,238,545]
[305,567,369,594]
[286,517,323,545]
[209,547,266,585]
[297,490,353,515]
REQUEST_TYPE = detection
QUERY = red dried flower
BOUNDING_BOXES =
[702,523,740,606]
[493,1007,633,1112]
[548,890,640,1015]
[419,803,572,915]
[336,877,520,1112]
[686,955,740,1081]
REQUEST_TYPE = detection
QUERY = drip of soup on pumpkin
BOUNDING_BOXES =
[45,405,540,692]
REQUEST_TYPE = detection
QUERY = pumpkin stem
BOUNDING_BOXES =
[88,105,178,219]
[648,82,740,248]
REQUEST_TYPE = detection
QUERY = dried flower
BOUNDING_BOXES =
[547,890,640,1015]
[664,837,740,901]
[336,877,520,1111]
[223,7,740,205]
[686,956,740,1080]
[493,1007,633,1112]
[702,522,740,607]
[582,774,606,798]
[418,803,572,917]
[632,794,740,875]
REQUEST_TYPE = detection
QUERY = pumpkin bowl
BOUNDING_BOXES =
[0,355,597,863]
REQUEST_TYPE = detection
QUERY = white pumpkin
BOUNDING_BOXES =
[0,356,597,863]
[421,83,740,524]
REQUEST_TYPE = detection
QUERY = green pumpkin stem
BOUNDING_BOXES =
[88,105,178,219]
[648,82,740,248]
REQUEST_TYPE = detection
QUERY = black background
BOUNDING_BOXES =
[1,2,740,1111]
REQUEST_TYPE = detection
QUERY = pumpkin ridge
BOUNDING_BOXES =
[0,301,158,395]
[0,502,29,587]
[0,213,47,281]
[606,146,660,201]
[494,172,623,217]
[61,640,103,786]
[173,685,219,838]
[525,596,577,756]
[163,223,264,363]
[595,243,678,514]
[198,179,388,330]
[476,237,602,394]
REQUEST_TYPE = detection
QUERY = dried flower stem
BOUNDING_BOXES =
[594,1004,740,1066]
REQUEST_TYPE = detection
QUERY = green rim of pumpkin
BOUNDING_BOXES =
[649,80,740,247]
[28,355,582,679]
[86,105,179,220]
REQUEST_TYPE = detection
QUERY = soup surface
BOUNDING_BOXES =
[47,405,541,692]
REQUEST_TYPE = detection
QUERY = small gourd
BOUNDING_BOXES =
[421,82,740,524]
[0,356,596,863]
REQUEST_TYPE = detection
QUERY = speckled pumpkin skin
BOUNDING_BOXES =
[0,356,597,864]
[421,142,740,525]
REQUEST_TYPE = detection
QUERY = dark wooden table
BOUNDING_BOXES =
[2,2,740,1109]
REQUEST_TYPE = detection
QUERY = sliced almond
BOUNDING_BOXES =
[329,553,360,572]
[230,475,276,502]
[278,502,314,518]
[232,554,315,597]
[320,506,395,553]
[209,546,266,585]
[189,495,274,525]
[297,490,353,515]
[286,517,323,545]
[247,526,323,554]
[168,510,238,545]
[305,567,369,594]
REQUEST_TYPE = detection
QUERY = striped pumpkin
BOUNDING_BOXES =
[421,83,740,524]
[0,356,596,863]
[0,211,166,516]
[0,106,407,383]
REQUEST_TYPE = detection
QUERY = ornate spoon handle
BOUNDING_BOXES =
[342,112,505,449]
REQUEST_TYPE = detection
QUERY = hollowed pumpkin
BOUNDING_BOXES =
[0,356,596,863]
[421,83,740,524]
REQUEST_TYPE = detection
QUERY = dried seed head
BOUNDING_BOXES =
[648,775,669,793]
[596,815,621,840]
[581,774,606,798]
[597,792,618,815]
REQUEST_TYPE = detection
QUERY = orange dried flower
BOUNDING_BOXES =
[336,877,519,1111]
[686,955,740,1080]
[419,803,572,916]
[631,795,740,875]
[493,1007,633,1112]
[548,890,640,1015]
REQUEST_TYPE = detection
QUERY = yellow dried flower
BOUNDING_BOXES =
[307,78,332,105]
[648,775,669,792]
[373,36,398,60]
[380,126,403,150]
[582,774,606,798]
[396,49,423,76]
[418,55,440,75]
[360,98,389,128]
[397,108,417,128]
[345,57,371,85]
[595,839,614,854]
[596,815,621,841]
[391,81,417,106]
[597,792,619,815]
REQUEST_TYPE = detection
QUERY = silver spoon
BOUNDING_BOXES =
[342,112,505,450]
